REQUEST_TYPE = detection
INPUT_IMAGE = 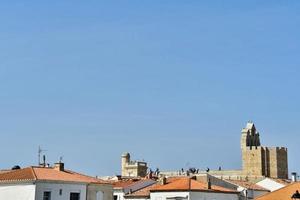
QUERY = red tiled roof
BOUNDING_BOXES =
[0,167,35,181]
[0,170,11,174]
[150,178,238,194]
[0,166,109,184]
[113,179,141,188]
[255,182,299,200]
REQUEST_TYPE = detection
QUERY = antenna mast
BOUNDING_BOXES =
[38,146,47,166]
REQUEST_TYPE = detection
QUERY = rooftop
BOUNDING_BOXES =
[0,166,109,184]
[150,177,238,194]
[125,183,159,198]
[113,179,143,188]
[225,179,269,191]
[256,182,299,200]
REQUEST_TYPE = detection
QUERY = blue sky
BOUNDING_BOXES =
[0,1,299,176]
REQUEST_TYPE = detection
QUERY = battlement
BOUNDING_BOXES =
[243,146,287,152]
[244,146,263,151]
[265,146,288,151]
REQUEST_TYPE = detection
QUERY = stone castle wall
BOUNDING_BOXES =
[241,122,288,179]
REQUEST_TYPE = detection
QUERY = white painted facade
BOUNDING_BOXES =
[0,183,36,200]
[35,182,87,200]
[114,190,126,200]
[235,186,268,200]
[0,181,111,200]
[151,191,239,200]
[255,178,286,192]
[151,191,189,200]
[190,191,239,200]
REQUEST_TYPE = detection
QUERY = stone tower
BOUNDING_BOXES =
[241,122,288,179]
[121,152,148,177]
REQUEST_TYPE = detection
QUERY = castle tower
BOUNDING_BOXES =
[121,152,148,177]
[121,152,130,176]
[241,122,265,177]
[241,122,288,179]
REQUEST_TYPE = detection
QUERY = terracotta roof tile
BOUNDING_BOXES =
[0,167,36,182]
[256,182,299,200]
[150,178,238,194]
[0,166,109,184]
[113,179,141,188]
[0,170,11,174]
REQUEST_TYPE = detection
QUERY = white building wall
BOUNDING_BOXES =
[87,183,113,200]
[256,178,285,192]
[35,182,86,200]
[0,183,36,200]
[150,191,189,200]
[190,191,239,200]
[114,191,125,200]
[125,197,148,200]
[235,185,268,200]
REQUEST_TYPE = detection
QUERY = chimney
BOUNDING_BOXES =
[160,176,167,185]
[54,162,64,171]
[207,178,212,189]
[292,172,298,182]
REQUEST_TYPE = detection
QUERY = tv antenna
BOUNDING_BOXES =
[38,146,47,166]
[59,156,63,163]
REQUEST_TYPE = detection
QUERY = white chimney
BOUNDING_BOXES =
[292,172,297,182]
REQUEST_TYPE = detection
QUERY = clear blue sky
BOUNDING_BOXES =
[0,1,299,176]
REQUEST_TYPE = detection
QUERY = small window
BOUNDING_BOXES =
[114,195,118,200]
[70,192,80,200]
[43,191,51,200]
[59,189,63,195]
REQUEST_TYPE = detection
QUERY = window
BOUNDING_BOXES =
[70,192,80,200]
[59,189,63,195]
[43,191,51,200]
[114,195,118,200]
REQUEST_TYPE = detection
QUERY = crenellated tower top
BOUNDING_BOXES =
[241,121,261,150]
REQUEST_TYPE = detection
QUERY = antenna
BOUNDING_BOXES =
[38,146,47,166]
[59,156,63,163]
[43,155,46,167]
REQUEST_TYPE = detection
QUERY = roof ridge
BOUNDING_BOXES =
[65,169,97,179]
[30,167,37,180]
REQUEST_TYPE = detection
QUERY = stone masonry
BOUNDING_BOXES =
[241,122,288,179]
[121,152,147,177]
